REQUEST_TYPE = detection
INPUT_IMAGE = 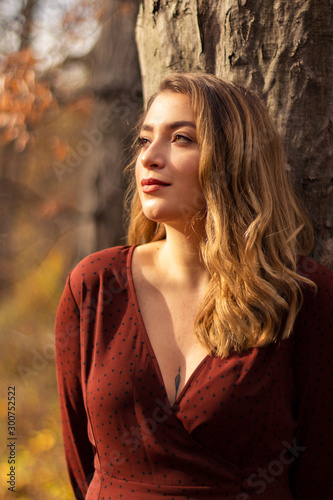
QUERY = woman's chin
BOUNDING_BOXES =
[143,211,173,224]
[141,204,175,223]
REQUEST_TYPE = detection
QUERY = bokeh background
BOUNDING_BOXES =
[1,0,332,498]
[0,1,140,498]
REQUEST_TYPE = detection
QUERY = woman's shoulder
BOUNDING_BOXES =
[297,255,333,304]
[68,245,135,289]
[293,256,333,347]
[292,258,333,497]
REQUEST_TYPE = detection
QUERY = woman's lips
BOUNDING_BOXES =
[142,183,170,193]
[141,178,170,193]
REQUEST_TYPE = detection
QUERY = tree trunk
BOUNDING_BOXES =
[79,0,142,257]
[136,0,333,268]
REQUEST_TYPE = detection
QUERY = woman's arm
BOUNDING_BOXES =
[291,260,333,500]
[55,274,95,499]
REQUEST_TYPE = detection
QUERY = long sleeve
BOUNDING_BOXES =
[291,260,333,499]
[55,274,95,499]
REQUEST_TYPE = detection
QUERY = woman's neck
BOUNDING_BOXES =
[154,224,209,288]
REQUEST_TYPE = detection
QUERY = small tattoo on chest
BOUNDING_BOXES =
[175,366,181,399]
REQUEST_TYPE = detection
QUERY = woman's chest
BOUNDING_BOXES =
[133,277,211,405]
[81,295,297,468]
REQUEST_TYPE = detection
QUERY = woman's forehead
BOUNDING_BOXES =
[142,92,195,129]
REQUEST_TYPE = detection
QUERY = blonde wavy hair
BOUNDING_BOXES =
[125,72,315,357]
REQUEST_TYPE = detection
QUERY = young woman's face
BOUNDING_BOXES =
[135,91,205,228]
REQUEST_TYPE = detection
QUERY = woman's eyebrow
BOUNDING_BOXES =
[141,121,196,132]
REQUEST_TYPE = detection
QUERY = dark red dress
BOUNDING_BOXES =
[55,245,333,499]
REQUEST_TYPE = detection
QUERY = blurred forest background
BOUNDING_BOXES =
[0,1,140,498]
[0,0,332,498]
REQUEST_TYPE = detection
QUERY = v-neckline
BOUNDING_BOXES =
[127,245,212,409]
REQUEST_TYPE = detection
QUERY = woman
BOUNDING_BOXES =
[55,73,333,499]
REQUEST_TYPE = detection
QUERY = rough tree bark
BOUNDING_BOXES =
[78,0,142,257]
[136,0,333,267]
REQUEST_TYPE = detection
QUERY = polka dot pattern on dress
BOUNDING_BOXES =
[55,247,333,500]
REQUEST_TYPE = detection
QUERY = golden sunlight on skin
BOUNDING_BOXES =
[135,92,205,231]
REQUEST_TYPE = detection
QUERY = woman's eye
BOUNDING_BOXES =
[138,137,149,147]
[173,134,192,143]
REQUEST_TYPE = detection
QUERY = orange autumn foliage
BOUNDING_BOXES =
[0,48,58,152]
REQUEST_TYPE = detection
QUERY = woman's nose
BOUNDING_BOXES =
[141,140,165,169]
